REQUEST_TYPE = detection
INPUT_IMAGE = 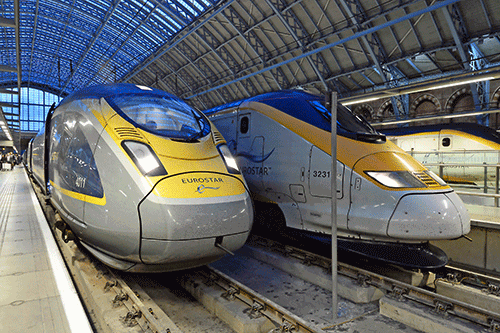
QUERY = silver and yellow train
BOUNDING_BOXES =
[206,90,471,268]
[27,83,253,272]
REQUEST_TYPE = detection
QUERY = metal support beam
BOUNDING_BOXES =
[188,0,460,101]
[13,0,21,150]
[59,0,121,95]
[0,89,18,95]
[122,0,235,83]
[0,17,15,28]
[442,5,485,124]
[265,0,329,91]
[469,43,490,125]
[0,65,17,73]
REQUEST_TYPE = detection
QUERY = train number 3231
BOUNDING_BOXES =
[312,170,330,178]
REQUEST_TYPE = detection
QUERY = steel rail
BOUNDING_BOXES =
[444,264,500,290]
[250,235,500,331]
[105,271,182,333]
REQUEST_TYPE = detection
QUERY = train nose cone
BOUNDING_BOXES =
[137,173,253,267]
[387,191,470,240]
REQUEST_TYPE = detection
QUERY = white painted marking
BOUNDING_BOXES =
[25,172,93,333]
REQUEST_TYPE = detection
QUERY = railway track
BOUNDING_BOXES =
[29,172,500,332]
[29,174,328,332]
[245,234,500,332]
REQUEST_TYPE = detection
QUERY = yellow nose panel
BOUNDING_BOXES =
[354,151,425,172]
[151,173,246,199]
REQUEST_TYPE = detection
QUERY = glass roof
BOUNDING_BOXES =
[0,0,220,96]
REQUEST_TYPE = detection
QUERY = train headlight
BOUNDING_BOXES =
[365,171,426,188]
[217,144,240,174]
[122,141,167,177]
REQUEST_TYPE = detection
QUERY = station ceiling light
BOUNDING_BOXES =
[340,66,500,106]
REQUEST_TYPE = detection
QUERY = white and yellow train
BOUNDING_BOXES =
[206,90,471,268]
[383,123,500,187]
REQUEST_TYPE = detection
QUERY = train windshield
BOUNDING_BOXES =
[309,100,386,143]
[110,94,210,141]
[252,91,385,143]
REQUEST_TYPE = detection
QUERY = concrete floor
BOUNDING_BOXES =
[0,167,91,333]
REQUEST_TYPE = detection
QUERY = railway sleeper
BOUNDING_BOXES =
[484,282,500,296]
[268,319,296,333]
[488,318,500,332]
[244,300,265,319]
[388,285,408,301]
[433,300,454,316]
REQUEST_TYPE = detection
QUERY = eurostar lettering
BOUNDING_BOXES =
[182,177,224,184]
[241,166,270,176]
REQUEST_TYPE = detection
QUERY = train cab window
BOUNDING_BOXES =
[441,137,451,147]
[109,94,210,141]
[309,100,385,143]
[240,116,249,134]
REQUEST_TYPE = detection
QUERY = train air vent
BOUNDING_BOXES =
[114,127,144,140]
[413,172,440,187]
[213,130,224,145]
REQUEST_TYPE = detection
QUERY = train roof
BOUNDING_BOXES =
[59,83,180,107]
[245,89,323,102]
[381,123,500,145]
[204,90,322,115]
[205,90,385,143]
[205,89,326,127]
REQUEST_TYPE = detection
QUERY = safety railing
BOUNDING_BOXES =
[406,150,500,207]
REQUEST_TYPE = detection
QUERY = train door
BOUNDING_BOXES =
[211,111,238,152]
[251,113,303,230]
[309,146,344,198]
[308,146,348,230]
[236,112,265,192]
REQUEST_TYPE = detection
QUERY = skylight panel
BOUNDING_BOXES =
[128,0,145,10]
[154,9,183,32]
[138,25,163,44]
[201,0,214,6]
[177,0,200,15]
[191,0,206,12]
[167,1,191,21]
[2,0,222,99]
[91,0,110,12]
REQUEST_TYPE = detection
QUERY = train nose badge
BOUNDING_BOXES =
[196,184,220,194]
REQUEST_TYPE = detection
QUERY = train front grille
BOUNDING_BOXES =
[413,171,440,187]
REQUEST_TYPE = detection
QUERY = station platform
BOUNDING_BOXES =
[0,166,92,333]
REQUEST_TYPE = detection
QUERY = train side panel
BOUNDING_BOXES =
[48,109,88,229]
[31,128,45,189]
[211,104,350,233]
[82,130,143,261]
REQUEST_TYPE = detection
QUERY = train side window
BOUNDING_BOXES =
[441,137,451,147]
[240,116,249,134]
